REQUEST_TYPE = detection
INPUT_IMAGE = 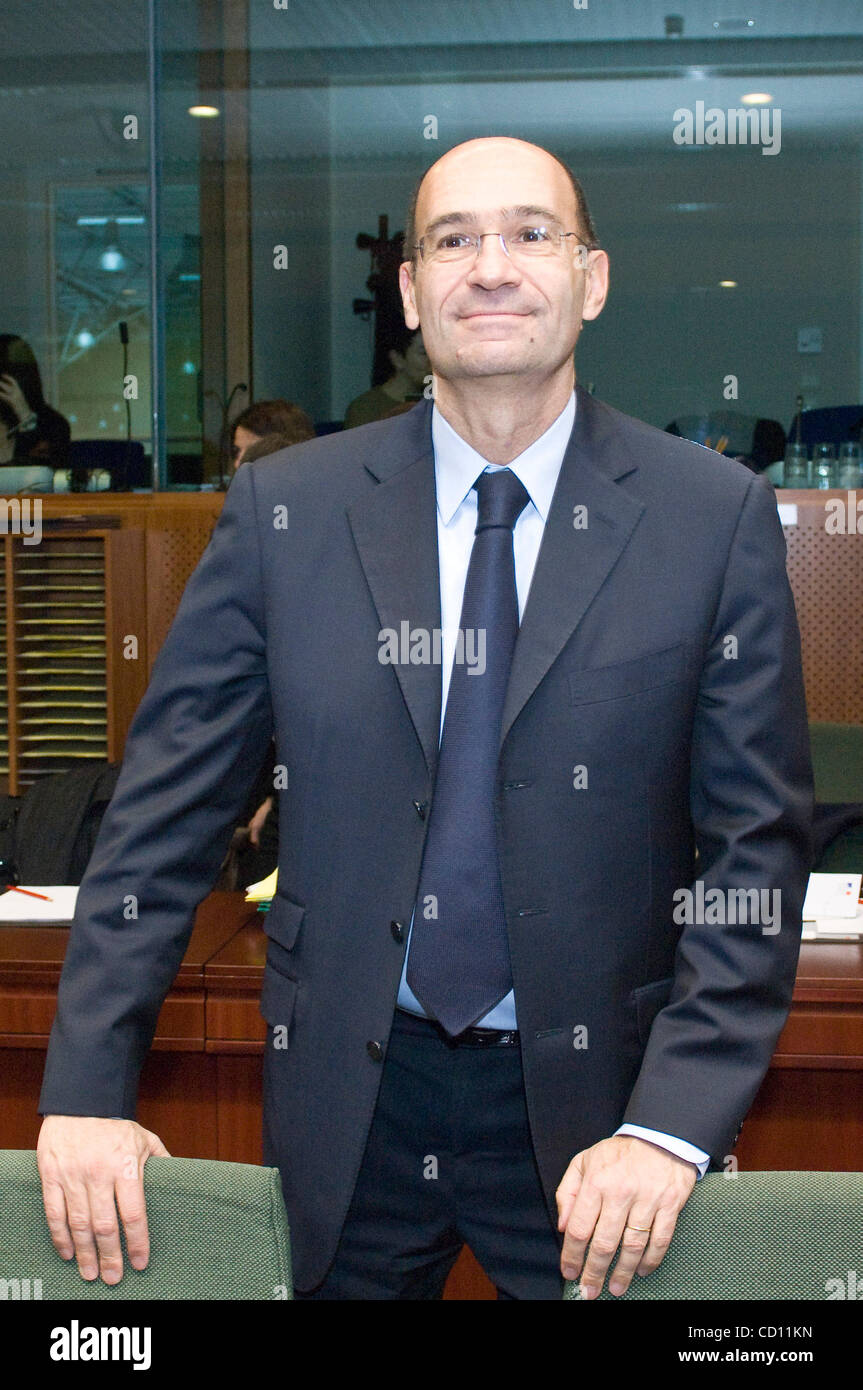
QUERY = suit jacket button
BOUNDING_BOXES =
[390,920,405,943]
[366,1040,384,1062]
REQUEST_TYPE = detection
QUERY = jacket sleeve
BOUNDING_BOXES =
[38,462,272,1118]
[621,471,814,1161]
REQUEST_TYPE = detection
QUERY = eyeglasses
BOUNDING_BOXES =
[415,224,599,267]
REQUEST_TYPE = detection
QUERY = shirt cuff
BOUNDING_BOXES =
[615,1124,711,1178]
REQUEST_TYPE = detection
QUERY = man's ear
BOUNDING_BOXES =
[399,261,421,330]
[581,249,610,323]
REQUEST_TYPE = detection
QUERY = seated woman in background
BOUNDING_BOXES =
[230,398,316,470]
[343,326,429,429]
[0,334,70,474]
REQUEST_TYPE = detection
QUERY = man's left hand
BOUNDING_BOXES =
[556,1135,697,1299]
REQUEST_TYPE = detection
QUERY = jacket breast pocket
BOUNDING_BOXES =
[630,975,675,1047]
[569,641,691,707]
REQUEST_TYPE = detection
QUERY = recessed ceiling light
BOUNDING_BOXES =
[188,105,220,118]
[741,92,773,105]
[719,280,738,289]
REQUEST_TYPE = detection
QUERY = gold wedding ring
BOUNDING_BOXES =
[625,1222,652,1233]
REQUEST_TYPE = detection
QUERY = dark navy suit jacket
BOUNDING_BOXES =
[39,388,814,1290]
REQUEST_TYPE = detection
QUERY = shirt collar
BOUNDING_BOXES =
[432,390,576,526]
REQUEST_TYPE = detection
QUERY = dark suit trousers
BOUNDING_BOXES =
[294,1008,565,1300]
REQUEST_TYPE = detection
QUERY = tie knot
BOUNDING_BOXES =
[474,467,531,533]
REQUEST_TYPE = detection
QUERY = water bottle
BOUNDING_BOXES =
[782,442,809,488]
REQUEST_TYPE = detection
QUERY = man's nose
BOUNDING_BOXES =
[467,233,521,286]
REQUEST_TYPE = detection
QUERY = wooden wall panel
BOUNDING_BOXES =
[0,496,223,788]
[781,489,863,724]
[12,487,861,748]
[145,523,222,671]
[105,529,148,763]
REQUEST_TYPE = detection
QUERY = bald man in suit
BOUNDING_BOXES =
[37,137,812,1299]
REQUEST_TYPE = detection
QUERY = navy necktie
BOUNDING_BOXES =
[406,466,531,1035]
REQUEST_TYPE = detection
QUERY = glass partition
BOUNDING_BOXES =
[247,2,863,470]
[0,0,151,488]
[2,1,863,488]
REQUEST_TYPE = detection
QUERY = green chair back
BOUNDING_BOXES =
[563,1170,863,1299]
[0,1150,292,1300]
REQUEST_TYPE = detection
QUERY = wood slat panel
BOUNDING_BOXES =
[0,497,220,792]
[12,536,108,789]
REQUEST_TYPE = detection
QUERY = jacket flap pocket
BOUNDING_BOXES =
[263,891,305,953]
[259,968,298,1028]
[569,642,690,706]
[630,975,675,1045]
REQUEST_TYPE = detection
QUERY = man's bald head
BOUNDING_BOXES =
[402,137,599,268]
[396,135,610,402]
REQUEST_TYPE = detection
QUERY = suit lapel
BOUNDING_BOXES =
[346,390,646,768]
[347,402,443,777]
[500,386,645,748]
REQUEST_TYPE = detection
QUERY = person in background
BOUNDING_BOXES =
[233,426,316,873]
[665,411,786,474]
[0,334,70,471]
[230,398,315,470]
[230,426,306,863]
[343,326,429,429]
[238,432,299,467]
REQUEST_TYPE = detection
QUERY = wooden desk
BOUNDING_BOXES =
[734,938,863,1172]
[3,892,862,1299]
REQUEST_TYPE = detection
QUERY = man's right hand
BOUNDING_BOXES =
[37,1115,170,1284]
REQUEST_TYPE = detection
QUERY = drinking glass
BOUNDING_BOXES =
[838,442,862,489]
[813,443,837,489]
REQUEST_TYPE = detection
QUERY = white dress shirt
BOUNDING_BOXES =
[396,390,710,1177]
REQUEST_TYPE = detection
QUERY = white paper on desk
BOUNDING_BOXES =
[802,872,862,921]
[0,886,79,922]
[807,904,863,938]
